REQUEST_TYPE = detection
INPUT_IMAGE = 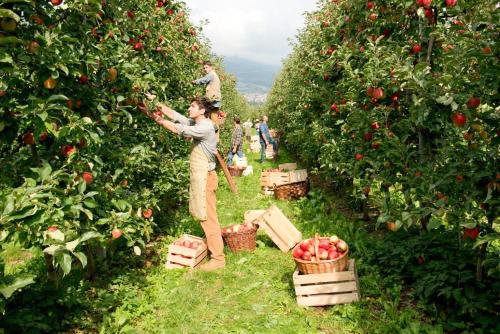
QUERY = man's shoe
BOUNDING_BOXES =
[198,259,225,272]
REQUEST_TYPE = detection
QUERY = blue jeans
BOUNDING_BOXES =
[260,140,277,162]
[228,149,244,167]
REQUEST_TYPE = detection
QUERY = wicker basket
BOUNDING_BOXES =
[274,181,309,200]
[228,166,245,177]
[222,225,257,252]
[294,234,349,274]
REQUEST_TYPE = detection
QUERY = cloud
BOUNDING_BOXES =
[184,0,317,65]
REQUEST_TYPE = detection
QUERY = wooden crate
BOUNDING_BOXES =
[265,145,274,159]
[261,186,274,196]
[244,210,266,224]
[260,169,308,187]
[278,163,297,171]
[260,171,289,187]
[293,259,360,307]
[254,205,302,252]
[165,235,208,269]
[289,169,308,184]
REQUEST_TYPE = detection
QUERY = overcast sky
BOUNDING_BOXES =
[184,0,318,66]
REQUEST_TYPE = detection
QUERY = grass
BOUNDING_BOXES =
[97,144,439,334]
[0,140,445,334]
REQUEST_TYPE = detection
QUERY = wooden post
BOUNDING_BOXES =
[216,151,238,194]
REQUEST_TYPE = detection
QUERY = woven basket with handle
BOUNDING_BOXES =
[293,234,349,274]
[222,225,257,252]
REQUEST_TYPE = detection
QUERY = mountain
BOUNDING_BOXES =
[222,56,281,102]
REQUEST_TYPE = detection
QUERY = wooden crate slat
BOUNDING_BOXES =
[165,262,185,269]
[289,170,308,184]
[296,292,359,307]
[294,281,358,296]
[262,208,297,249]
[279,163,297,171]
[266,205,302,245]
[167,254,196,266]
[257,220,291,252]
[244,210,266,224]
[193,249,208,266]
[168,245,197,257]
[293,270,356,284]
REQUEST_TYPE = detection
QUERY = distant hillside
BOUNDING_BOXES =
[222,56,281,95]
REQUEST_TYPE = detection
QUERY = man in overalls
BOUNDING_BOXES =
[141,96,225,271]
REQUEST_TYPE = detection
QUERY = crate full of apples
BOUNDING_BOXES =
[292,235,349,274]
[165,235,208,269]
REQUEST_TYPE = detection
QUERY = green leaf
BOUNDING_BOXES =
[73,252,87,268]
[78,231,101,243]
[0,275,35,299]
[0,37,23,46]
[43,244,64,255]
[133,246,141,256]
[0,9,20,22]
[473,233,500,249]
[47,94,69,103]
[59,253,72,276]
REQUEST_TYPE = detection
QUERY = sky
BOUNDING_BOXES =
[184,0,318,66]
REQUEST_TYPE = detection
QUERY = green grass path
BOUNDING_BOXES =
[102,145,433,334]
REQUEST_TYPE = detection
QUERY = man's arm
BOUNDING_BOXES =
[138,104,179,134]
[192,73,212,85]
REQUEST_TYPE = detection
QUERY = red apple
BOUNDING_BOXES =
[318,249,329,260]
[23,132,35,145]
[79,74,88,84]
[463,227,479,240]
[330,104,339,113]
[327,250,338,260]
[48,225,59,232]
[300,240,310,252]
[363,132,373,141]
[302,251,312,261]
[39,132,48,142]
[372,87,385,100]
[355,153,364,161]
[422,0,432,8]
[337,240,348,252]
[61,145,76,157]
[452,113,467,127]
[82,172,93,185]
[371,121,380,130]
[445,0,457,7]
[424,8,433,18]
[143,208,153,219]
[467,97,480,109]
[112,228,122,239]
[293,247,304,259]
[51,0,63,5]
[367,2,375,10]
[417,255,425,265]
[371,142,381,150]
[412,44,422,54]
[134,42,143,51]
[318,239,330,249]
[322,20,330,28]
[455,175,464,183]
[329,235,339,243]
[368,13,378,21]
[182,240,192,248]
[127,10,134,19]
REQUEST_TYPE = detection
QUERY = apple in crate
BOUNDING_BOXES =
[328,250,339,260]
[182,240,192,248]
[302,251,312,261]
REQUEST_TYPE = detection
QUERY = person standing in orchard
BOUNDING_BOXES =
[227,116,244,167]
[140,95,225,271]
[243,119,252,142]
[257,115,277,163]
[192,61,222,125]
